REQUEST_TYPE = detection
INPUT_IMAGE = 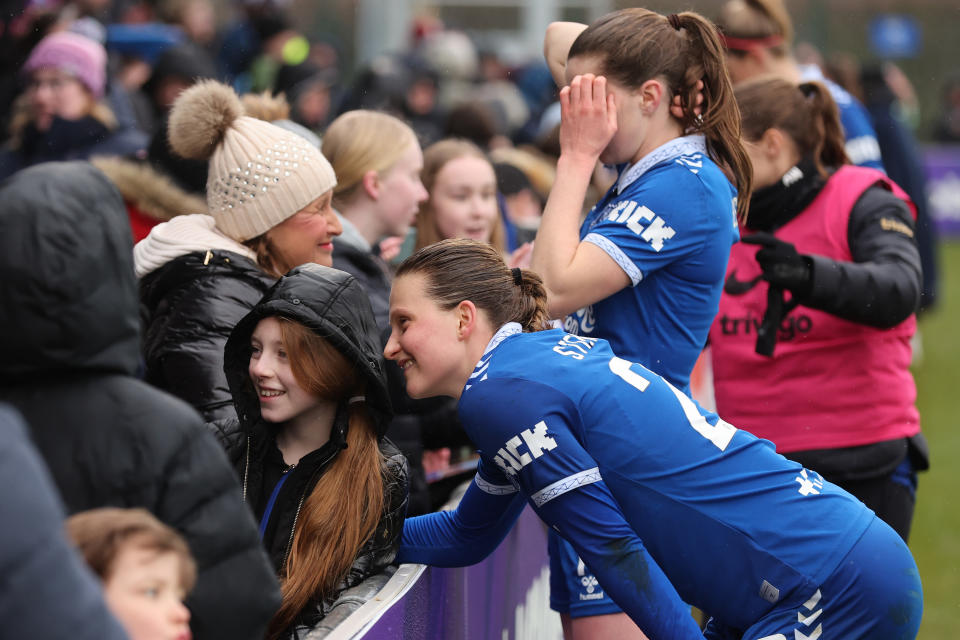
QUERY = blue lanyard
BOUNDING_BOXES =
[258,472,291,540]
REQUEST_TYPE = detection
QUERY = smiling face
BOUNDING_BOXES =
[265,190,341,270]
[249,317,325,424]
[103,545,191,640]
[376,142,429,237]
[564,55,648,166]
[430,155,500,242]
[384,273,468,399]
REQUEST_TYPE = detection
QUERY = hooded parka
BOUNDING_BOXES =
[0,161,281,640]
[217,263,409,638]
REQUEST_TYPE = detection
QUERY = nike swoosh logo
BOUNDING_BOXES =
[724,270,763,295]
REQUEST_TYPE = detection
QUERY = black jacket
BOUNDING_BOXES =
[140,249,275,423]
[0,162,281,640]
[0,404,129,640]
[332,238,393,332]
[216,263,409,637]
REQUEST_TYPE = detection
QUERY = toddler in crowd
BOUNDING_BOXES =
[66,508,195,640]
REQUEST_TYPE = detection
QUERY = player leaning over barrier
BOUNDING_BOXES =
[386,239,922,640]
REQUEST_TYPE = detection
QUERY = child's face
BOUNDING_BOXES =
[104,546,191,640]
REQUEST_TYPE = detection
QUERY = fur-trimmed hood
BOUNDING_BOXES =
[92,155,207,224]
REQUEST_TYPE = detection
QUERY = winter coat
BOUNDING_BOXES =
[0,162,281,640]
[0,404,129,640]
[214,263,409,637]
[92,155,207,242]
[136,215,275,423]
[331,214,392,332]
[0,113,147,180]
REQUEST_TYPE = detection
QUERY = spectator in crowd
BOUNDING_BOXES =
[0,161,281,640]
[710,76,927,542]
[322,109,427,331]
[215,263,409,639]
[494,160,543,246]
[273,60,337,135]
[0,404,130,640]
[714,0,884,170]
[66,508,196,640]
[415,138,531,268]
[933,73,960,143]
[0,30,147,180]
[158,0,219,53]
[135,80,340,424]
[130,40,218,137]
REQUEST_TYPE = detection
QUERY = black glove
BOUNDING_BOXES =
[741,232,813,297]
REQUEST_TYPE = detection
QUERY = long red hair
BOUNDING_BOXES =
[266,319,385,638]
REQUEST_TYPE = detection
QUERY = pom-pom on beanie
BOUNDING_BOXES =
[23,31,107,98]
[167,80,337,242]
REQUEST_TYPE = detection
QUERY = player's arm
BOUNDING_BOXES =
[397,462,527,567]
[535,479,704,639]
[530,73,631,318]
[543,21,587,88]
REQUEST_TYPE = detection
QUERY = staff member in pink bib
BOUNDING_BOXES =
[709,76,927,542]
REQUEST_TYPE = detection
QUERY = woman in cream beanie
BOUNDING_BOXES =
[134,79,341,424]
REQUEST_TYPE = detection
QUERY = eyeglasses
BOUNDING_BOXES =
[27,73,82,93]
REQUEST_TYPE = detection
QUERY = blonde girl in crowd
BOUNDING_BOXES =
[321,109,429,331]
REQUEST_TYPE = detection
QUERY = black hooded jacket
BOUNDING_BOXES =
[0,162,281,640]
[215,263,409,637]
[140,247,275,423]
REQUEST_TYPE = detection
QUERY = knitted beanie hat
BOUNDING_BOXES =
[23,31,107,98]
[167,80,337,242]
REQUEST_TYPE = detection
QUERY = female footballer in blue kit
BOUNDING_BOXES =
[537,9,753,636]
[385,239,923,640]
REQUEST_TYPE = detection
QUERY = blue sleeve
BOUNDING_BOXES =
[397,468,527,567]
[460,377,703,637]
[537,479,704,639]
[582,169,717,286]
[837,96,886,171]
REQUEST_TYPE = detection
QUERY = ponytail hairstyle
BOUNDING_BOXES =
[414,138,506,254]
[569,8,752,222]
[396,238,551,333]
[735,76,849,177]
[715,0,793,57]
[266,318,385,639]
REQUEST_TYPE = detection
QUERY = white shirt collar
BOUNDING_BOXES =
[615,134,708,194]
[482,322,522,357]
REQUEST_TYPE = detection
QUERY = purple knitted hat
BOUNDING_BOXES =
[23,31,107,98]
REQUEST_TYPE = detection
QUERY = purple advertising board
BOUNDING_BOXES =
[351,506,562,640]
[924,145,960,236]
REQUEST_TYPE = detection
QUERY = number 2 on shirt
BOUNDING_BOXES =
[608,357,736,451]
